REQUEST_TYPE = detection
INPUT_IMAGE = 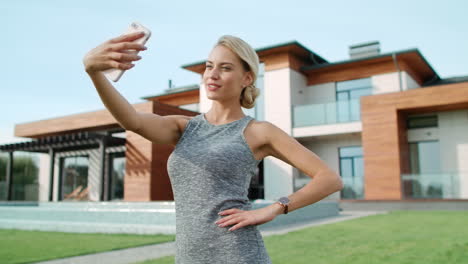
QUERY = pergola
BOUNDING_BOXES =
[0,131,126,201]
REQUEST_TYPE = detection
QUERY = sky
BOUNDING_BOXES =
[1,0,467,145]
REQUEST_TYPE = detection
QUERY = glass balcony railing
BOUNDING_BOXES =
[401,172,462,199]
[341,176,364,199]
[292,98,361,127]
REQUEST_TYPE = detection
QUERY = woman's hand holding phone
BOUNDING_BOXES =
[83,23,150,81]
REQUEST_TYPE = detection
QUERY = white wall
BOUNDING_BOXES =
[297,133,362,201]
[402,71,420,90]
[263,68,296,200]
[302,82,335,105]
[179,103,199,112]
[290,70,309,106]
[438,109,468,198]
[199,83,211,113]
[372,72,400,94]
[38,154,50,202]
[372,71,420,94]
[407,110,468,198]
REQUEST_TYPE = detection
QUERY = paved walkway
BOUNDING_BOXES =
[33,210,387,264]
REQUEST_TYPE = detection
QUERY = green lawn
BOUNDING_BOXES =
[134,210,468,264]
[0,229,175,264]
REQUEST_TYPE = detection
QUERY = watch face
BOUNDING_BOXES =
[279,197,289,204]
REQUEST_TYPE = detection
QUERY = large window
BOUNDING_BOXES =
[407,115,438,129]
[61,156,89,201]
[409,141,440,174]
[11,152,39,201]
[339,146,364,199]
[109,152,125,200]
[403,140,451,198]
[336,78,372,122]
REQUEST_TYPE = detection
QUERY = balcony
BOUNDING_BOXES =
[402,172,463,199]
[293,98,361,127]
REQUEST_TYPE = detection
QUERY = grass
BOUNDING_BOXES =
[134,210,468,264]
[0,229,175,264]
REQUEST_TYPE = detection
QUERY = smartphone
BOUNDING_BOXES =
[103,22,151,82]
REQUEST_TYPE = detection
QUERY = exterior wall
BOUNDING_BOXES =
[297,133,362,201]
[361,82,468,200]
[372,72,401,94]
[439,109,468,198]
[290,69,309,106]
[293,122,362,138]
[303,82,336,105]
[263,68,295,200]
[13,101,155,138]
[402,71,420,90]
[179,103,199,112]
[199,83,211,114]
[38,154,50,202]
[372,71,420,95]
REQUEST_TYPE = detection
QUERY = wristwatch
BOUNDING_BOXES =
[275,196,290,214]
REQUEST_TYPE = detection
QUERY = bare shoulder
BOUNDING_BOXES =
[164,114,195,132]
[247,119,284,141]
[244,119,287,160]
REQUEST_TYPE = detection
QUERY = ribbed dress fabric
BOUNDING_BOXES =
[167,113,272,264]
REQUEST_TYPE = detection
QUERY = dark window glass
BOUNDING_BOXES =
[61,156,89,201]
[110,153,125,200]
[339,146,364,199]
[407,115,438,129]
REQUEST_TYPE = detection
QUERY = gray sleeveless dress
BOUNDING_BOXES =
[167,113,272,264]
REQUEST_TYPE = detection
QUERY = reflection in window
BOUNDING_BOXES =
[110,153,125,200]
[62,156,89,201]
[336,78,372,122]
[404,140,446,198]
[12,152,39,201]
[409,141,440,174]
[339,146,364,199]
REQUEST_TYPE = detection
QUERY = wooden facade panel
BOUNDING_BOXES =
[307,60,397,85]
[15,101,154,138]
[151,144,175,201]
[361,82,468,200]
[124,130,153,201]
[152,89,200,106]
[263,53,290,71]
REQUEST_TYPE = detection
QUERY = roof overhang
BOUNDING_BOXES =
[0,132,126,153]
[181,41,327,75]
[302,49,439,86]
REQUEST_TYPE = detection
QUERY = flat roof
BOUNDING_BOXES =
[141,84,199,100]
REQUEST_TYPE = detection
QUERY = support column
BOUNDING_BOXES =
[48,147,55,201]
[6,152,13,201]
[99,137,107,201]
[263,68,294,200]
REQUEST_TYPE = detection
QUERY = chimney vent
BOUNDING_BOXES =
[349,41,380,59]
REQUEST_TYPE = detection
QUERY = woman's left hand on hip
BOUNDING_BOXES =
[215,206,278,231]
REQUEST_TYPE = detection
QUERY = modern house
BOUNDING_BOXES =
[1,40,468,207]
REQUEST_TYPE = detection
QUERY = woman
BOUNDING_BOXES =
[83,32,344,263]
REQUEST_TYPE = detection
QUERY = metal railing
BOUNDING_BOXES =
[401,172,463,199]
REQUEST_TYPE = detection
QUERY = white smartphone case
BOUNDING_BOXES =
[103,22,151,82]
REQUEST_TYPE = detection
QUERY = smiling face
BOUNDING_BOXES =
[203,45,253,104]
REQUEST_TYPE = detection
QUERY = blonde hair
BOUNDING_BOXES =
[216,35,260,109]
